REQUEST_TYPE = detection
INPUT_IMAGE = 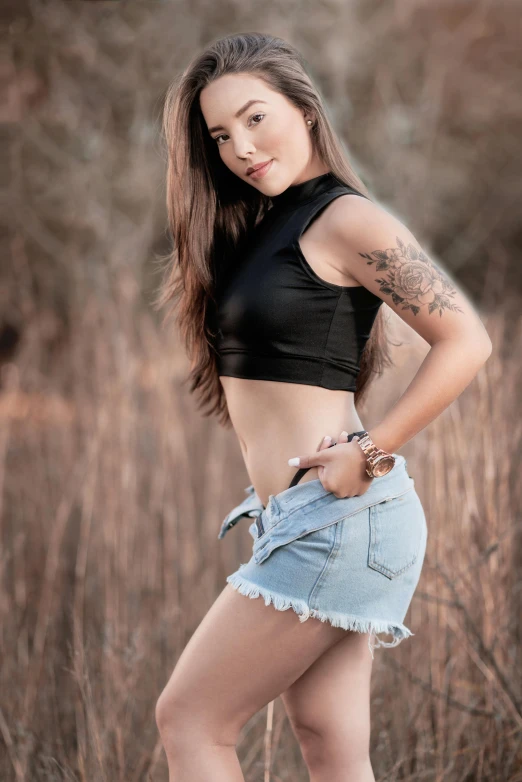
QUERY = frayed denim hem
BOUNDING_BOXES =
[226,570,414,660]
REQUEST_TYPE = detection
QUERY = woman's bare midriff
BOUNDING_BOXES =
[219,376,366,509]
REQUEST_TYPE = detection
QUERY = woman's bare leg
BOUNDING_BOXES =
[281,629,375,781]
[155,582,350,782]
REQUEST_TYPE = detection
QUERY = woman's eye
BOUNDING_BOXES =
[214,113,265,146]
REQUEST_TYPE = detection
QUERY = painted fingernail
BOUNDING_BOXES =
[341,431,348,437]
[288,457,300,466]
[323,435,332,443]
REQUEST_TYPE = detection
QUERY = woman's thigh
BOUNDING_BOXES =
[156,582,349,742]
[280,629,373,750]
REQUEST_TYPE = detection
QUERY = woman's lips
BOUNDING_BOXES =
[248,159,273,179]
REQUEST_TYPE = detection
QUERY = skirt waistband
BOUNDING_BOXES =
[217,452,413,541]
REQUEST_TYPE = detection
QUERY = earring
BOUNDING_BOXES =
[307,119,313,125]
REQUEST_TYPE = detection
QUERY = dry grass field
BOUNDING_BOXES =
[2,1,521,780]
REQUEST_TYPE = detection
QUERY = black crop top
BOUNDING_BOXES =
[214,171,383,391]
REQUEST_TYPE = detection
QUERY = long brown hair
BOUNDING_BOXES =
[154,32,392,428]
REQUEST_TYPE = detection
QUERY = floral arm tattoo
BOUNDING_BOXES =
[360,236,464,317]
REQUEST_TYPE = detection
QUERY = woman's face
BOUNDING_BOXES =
[200,73,327,195]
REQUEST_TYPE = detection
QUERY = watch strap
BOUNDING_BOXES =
[355,431,395,476]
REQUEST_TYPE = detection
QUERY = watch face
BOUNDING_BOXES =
[373,456,395,477]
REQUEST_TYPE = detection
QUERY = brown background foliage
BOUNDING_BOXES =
[2,1,521,780]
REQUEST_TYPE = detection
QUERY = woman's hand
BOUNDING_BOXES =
[288,430,374,498]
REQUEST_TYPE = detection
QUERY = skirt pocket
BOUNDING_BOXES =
[368,488,426,579]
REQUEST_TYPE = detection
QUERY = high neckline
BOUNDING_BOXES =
[270,171,339,210]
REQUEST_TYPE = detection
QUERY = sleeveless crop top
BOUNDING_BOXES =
[214,171,383,392]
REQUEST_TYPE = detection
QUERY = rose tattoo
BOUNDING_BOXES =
[360,237,463,316]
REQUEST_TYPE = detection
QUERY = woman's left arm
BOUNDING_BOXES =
[328,194,493,454]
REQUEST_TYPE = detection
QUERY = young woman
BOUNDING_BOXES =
[154,32,492,782]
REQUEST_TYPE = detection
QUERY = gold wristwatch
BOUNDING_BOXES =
[354,431,396,478]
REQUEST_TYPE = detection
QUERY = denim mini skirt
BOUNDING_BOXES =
[218,454,428,658]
